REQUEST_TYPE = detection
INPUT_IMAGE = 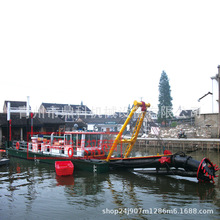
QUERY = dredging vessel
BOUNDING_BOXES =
[7,100,219,183]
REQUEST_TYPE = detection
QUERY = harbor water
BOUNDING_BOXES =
[0,147,220,220]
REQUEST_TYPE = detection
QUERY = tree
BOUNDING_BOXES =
[158,71,173,126]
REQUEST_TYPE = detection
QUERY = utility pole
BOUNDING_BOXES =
[26,96,30,141]
[7,102,11,146]
[218,65,220,137]
[211,66,220,137]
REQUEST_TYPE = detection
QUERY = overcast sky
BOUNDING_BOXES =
[0,0,219,115]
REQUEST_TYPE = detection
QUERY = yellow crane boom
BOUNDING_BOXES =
[106,100,150,161]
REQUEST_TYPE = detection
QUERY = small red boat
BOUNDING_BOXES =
[55,161,74,176]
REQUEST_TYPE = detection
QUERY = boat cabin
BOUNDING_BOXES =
[29,131,106,158]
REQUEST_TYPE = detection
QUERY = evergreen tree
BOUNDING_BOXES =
[127,104,131,115]
[158,71,173,126]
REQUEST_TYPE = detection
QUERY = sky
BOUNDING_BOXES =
[0,0,220,115]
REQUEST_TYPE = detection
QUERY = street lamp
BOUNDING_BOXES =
[210,75,218,113]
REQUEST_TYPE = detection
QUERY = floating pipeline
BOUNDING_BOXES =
[109,152,219,183]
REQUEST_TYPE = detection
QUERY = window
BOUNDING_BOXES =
[72,134,82,147]
[64,134,71,145]
[85,134,101,148]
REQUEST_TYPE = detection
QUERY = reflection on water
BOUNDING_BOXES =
[0,149,220,220]
[56,175,75,186]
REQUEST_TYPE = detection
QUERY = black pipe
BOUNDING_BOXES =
[109,153,218,183]
[171,155,200,171]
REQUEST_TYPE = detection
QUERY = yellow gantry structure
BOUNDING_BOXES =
[106,100,150,162]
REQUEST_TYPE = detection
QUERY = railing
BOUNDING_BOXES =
[12,140,28,149]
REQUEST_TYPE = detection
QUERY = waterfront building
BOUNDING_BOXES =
[39,102,92,122]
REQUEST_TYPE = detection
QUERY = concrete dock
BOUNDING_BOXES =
[136,137,220,151]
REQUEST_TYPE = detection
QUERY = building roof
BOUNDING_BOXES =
[4,100,31,111]
[79,115,126,125]
[36,115,66,125]
[179,110,193,118]
[40,102,91,112]
[4,100,27,108]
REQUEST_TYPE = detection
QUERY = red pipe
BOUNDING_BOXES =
[31,113,33,137]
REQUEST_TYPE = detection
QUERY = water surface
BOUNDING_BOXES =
[0,148,220,220]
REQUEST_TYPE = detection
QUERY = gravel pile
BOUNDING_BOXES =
[149,124,212,138]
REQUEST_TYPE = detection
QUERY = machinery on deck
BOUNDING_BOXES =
[106,100,219,183]
[106,100,150,161]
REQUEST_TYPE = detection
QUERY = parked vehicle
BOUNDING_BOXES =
[177,130,187,139]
